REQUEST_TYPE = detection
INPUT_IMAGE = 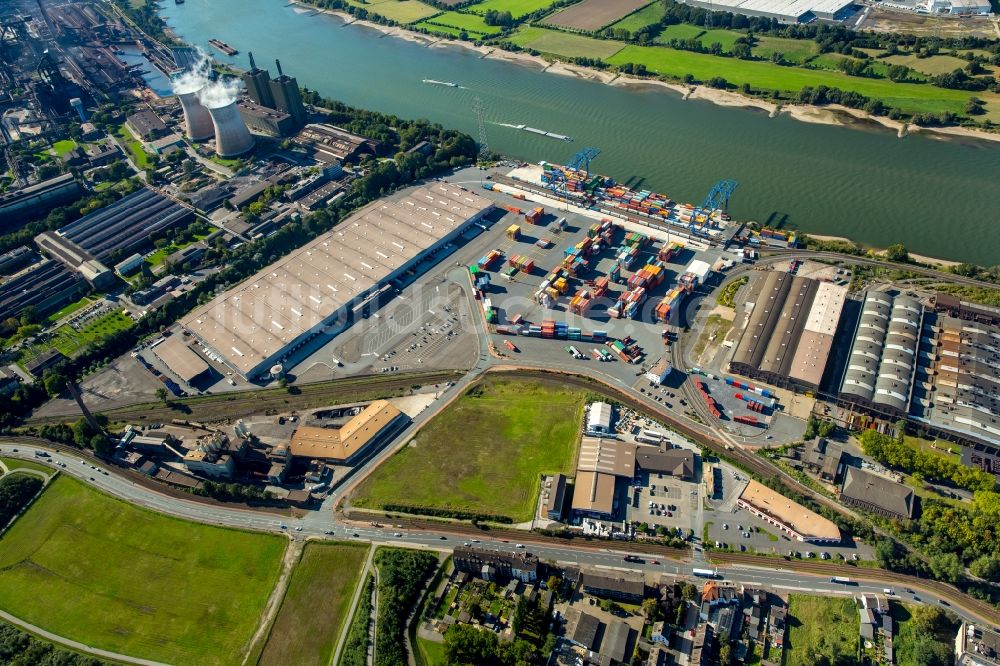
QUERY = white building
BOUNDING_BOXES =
[645,358,673,386]
[586,402,614,434]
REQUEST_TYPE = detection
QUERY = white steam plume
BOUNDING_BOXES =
[171,47,244,108]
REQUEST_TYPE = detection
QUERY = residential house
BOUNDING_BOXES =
[860,608,876,641]
[453,547,539,583]
[580,570,645,604]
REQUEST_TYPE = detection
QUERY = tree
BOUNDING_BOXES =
[719,641,733,665]
[42,370,66,398]
[546,574,561,595]
[911,605,947,634]
[155,387,169,404]
[969,554,1000,582]
[642,598,663,622]
[928,551,962,583]
[885,243,909,263]
[0,474,43,527]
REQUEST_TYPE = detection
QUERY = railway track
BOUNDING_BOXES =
[27,370,464,425]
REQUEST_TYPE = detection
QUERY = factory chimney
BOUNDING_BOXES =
[275,59,283,77]
[206,99,255,157]
[177,87,215,141]
[242,52,274,108]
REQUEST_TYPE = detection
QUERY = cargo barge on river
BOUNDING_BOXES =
[208,39,238,56]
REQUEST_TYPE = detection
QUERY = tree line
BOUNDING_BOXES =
[373,548,439,666]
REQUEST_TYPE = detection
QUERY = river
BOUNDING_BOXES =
[161,0,1000,264]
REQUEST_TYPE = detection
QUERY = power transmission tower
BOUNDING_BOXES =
[472,97,489,165]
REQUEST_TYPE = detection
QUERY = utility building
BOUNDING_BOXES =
[269,60,307,128]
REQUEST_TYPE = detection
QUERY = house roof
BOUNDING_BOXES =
[635,446,694,478]
[841,467,915,518]
[565,608,600,650]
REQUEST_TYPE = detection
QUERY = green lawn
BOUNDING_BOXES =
[885,53,971,76]
[784,595,859,666]
[51,139,78,157]
[605,45,975,114]
[653,23,706,45]
[414,20,468,37]
[258,543,368,666]
[351,378,585,522]
[115,124,152,169]
[753,36,819,64]
[43,295,98,325]
[419,11,502,36]
[608,1,663,33]
[48,310,134,358]
[698,29,745,52]
[0,457,53,475]
[416,636,446,665]
[902,435,959,461]
[467,0,558,19]
[0,476,286,666]
[509,26,625,60]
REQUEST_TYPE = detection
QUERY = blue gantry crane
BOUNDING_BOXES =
[545,147,601,197]
[690,178,738,234]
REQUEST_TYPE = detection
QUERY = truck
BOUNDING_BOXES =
[503,339,519,353]
[692,568,718,579]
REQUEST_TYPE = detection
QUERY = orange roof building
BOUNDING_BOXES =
[288,400,407,462]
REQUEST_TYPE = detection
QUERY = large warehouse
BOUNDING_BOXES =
[838,290,922,416]
[181,184,493,379]
[680,0,854,23]
[729,272,847,391]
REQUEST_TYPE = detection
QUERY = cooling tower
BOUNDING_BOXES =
[177,89,214,141]
[206,100,255,157]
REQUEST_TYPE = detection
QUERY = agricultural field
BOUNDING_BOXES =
[607,1,664,33]
[509,26,625,60]
[350,378,585,522]
[418,11,502,36]
[542,0,651,32]
[752,35,819,64]
[653,23,708,44]
[784,595,859,666]
[346,0,439,23]
[0,476,286,665]
[884,53,970,76]
[697,28,745,52]
[257,543,368,666]
[605,45,976,114]
[467,0,558,19]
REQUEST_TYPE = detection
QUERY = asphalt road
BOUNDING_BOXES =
[3,442,997,628]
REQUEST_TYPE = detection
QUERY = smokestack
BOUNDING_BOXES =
[275,59,283,78]
[177,88,214,141]
[249,51,256,71]
[206,99,255,157]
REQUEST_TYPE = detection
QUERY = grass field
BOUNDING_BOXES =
[346,0,439,23]
[784,595,859,666]
[416,636,446,665]
[51,139,78,157]
[653,23,707,44]
[351,378,585,522]
[608,1,663,33]
[509,26,625,60]
[419,11,502,36]
[698,28,745,52]
[115,124,152,170]
[0,476,285,665]
[43,295,98,325]
[753,35,819,64]
[467,0,557,19]
[884,53,970,76]
[605,45,974,114]
[258,543,368,666]
[0,457,52,475]
[49,310,134,357]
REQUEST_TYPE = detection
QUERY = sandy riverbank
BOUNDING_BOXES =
[805,234,963,268]
[288,0,1000,146]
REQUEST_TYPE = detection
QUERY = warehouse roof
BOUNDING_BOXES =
[181,184,492,376]
[841,467,915,518]
[571,470,617,516]
[739,480,840,541]
[288,400,404,461]
[154,336,211,383]
[587,401,613,431]
[635,446,694,479]
[577,437,636,477]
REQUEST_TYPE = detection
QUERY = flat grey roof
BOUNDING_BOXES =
[181,184,492,375]
[841,467,914,518]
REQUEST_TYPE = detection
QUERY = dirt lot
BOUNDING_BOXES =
[541,0,651,31]
[859,7,999,39]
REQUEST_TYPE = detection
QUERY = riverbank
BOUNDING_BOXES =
[806,234,963,268]
[289,1,1000,146]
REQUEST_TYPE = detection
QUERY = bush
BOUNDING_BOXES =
[374,548,438,666]
[0,474,44,528]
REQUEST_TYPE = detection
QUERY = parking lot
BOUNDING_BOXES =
[626,472,699,534]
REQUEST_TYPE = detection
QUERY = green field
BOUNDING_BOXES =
[467,0,557,19]
[698,28,745,52]
[258,543,367,666]
[608,1,663,33]
[419,11,502,36]
[605,45,974,114]
[48,310,134,357]
[0,476,286,665]
[351,378,585,522]
[0,457,52,475]
[416,636,446,665]
[509,26,625,60]
[346,0,439,23]
[51,139,78,157]
[885,53,971,76]
[114,124,152,169]
[753,35,819,64]
[43,295,98,325]
[784,595,859,666]
[653,23,706,44]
